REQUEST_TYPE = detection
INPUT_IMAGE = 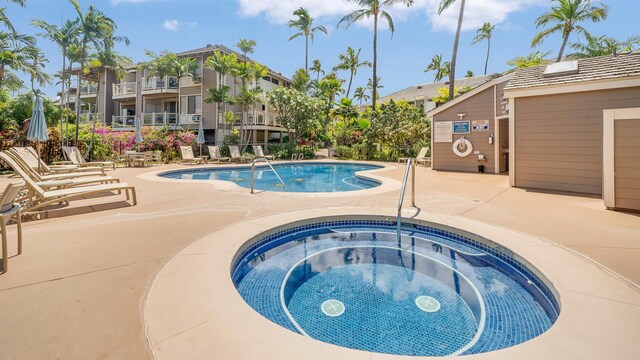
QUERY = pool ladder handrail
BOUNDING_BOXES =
[251,157,286,194]
[291,153,305,161]
[397,158,416,242]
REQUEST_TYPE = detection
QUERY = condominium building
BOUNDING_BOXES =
[58,44,292,145]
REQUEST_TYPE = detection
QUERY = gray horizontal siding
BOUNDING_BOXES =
[614,118,640,210]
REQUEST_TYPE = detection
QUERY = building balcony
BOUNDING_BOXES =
[79,112,104,124]
[80,83,98,98]
[233,112,283,128]
[142,76,178,95]
[142,112,179,127]
[179,114,202,125]
[113,82,137,99]
[179,75,202,88]
[112,115,136,130]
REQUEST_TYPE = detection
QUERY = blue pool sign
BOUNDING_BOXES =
[453,121,470,134]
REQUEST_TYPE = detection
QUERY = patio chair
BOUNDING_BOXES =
[228,146,247,163]
[61,146,116,170]
[180,146,205,165]
[207,146,230,164]
[11,147,104,174]
[415,147,431,167]
[3,151,119,190]
[8,148,107,181]
[152,150,163,165]
[252,145,274,160]
[0,152,137,213]
[1,181,24,273]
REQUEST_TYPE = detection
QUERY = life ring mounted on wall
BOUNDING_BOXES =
[452,137,473,157]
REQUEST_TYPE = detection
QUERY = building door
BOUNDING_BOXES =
[603,108,640,211]
[164,101,177,113]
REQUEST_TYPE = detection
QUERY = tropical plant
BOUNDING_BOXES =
[291,68,311,93]
[0,0,26,32]
[338,0,414,109]
[23,45,51,92]
[317,73,345,135]
[424,54,450,82]
[438,0,466,100]
[507,50,552,68]
[0,31,37,89]
[310,59,324,81]
[69,0,120,143]
[432,85,470,104]
[465,70,474,77]
[353,86,370,105]
[569,33,640,58]
[333,46,371,98]
[204,49,238,122]
[472,22,495,75]
[32,18,80,146]
[266,87,323,142]
[366,76,383,100]
[288,7,328,71]
[139,50,182,78]
[531,0,608,62]
[364,100,430,150]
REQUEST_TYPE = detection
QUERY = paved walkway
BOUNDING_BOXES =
[0,162,638,359]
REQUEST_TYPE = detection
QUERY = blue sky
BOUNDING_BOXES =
[5,0,637,98]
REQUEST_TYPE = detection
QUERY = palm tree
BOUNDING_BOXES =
[32,18,80,147]
[465,70,474,77]
[23,45,51,93]
[310,59,324,81]
[69,0,120,144]
[0,31,36,89]
[353,86,370,105]
[205,49,238,123]
[0,0,26,32]
[333,47,371,98]
[338,0,414,110]
[570,34,640,58]
[424,54,450,82]
[288,7,327,71]
[507,50,552,68]
[366,76,383,101]
[438,0,466,101]
[317,74,345,135]
[532,0,608,62]
[472,22,495,75]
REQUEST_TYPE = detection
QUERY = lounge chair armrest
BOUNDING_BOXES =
[52,161,73,165]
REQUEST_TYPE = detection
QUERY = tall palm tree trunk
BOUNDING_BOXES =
[305,34,309,72]
[448,0,466,100]
[0,64,5,89]
[60,51,66,149]
[346,71,354,98]
[372,14,378,109]
[74,72,81,144]
[556,31,571,62]
[484,37,490,75]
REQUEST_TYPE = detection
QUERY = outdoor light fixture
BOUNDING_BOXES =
[457,112,466,120]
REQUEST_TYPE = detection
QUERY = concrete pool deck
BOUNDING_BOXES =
[0,161,638,359]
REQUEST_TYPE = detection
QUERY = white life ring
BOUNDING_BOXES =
[452,137,473,157]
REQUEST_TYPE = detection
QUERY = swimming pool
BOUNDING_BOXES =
[232,219,559,356]
[159,162,383,192]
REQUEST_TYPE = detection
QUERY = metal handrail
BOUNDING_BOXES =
[251,157,286,193]
[397,158,416,242]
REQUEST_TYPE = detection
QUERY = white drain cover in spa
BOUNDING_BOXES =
[415,296,441,313]
[321,299,345,317]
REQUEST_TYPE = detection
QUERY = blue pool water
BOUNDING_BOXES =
[159,162,382,192]
[232,219,559,357]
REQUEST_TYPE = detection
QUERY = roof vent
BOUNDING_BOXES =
[417,86,423,89]
[206,44,213,48]
[544,60,579,77]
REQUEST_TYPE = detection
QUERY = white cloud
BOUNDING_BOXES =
[163,19,180,31]
[236,0,546,33]
[162,19,198,31]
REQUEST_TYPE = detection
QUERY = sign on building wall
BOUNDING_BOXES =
[472,120,490,132]
[434,121,453,143]
[453,121,470,134]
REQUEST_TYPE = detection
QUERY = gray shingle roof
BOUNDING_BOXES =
[505,52,640,90]
[378,75,494,103]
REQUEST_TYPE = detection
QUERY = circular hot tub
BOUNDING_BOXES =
[232,219,560,357]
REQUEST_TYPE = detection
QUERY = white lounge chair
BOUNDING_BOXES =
[0,181,24,273]
[11,147,104,174]
[0,152,137,213]
[8,148,106,181]
[207,146,230,164]
[180,146,206,165]
[252,145,274,160]
[228,146,246,163]
[62,146,116,170]
[416,147,431,167]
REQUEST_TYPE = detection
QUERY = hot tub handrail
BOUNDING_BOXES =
[397,158,416,242]
[251,157,286,194]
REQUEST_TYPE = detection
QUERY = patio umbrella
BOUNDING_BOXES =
[26,96,49,174]
[135,117,143,150]
[196,120,205,156]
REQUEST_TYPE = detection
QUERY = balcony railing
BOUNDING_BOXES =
[179,114,202,124]
[179,75,202,87]
[234,112,283,127]
[112,115,136,129]
[113,82,137,97]
[79,112,104,124]
[80,83,98,96]
[142,76,178,92]
[142,112,179,127]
